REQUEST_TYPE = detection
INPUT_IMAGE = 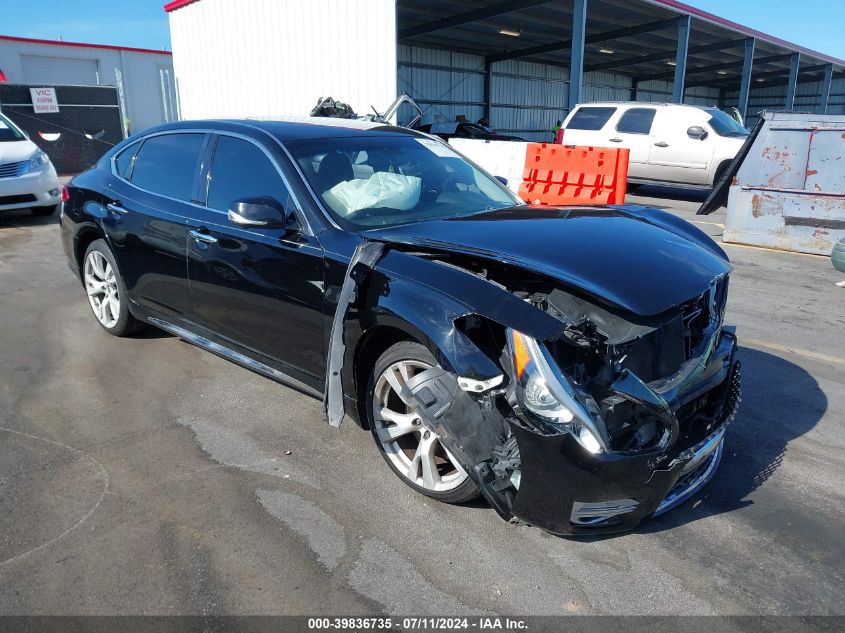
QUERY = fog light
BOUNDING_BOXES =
[49,188,60,197]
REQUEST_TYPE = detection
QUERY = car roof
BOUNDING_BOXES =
[574,101,716,111]
[140,117,424,143]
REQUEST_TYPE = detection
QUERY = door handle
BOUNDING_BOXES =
[654,142,669,148]
[609,137,623,143]
[189,229,218,244]
[106,202,128,215]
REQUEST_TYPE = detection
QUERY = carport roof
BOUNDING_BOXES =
[395,0,845,89]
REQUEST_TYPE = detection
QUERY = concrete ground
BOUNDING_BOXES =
[0,189,843,616]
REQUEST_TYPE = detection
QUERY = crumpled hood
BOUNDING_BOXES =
[363,205,731,316]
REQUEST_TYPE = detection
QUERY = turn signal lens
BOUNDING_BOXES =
[512,330,531,379]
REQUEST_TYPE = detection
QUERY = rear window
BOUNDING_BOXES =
[616,108,656,135]
[114,142,140,180]
[566,107,617,130]
[130,133,205,201]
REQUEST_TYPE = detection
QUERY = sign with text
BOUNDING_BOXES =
[30,87,59,113]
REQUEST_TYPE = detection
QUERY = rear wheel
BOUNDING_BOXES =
[82,240,144,337]
[367,341,480,504]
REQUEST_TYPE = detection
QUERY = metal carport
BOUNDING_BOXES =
[396,0,845,139]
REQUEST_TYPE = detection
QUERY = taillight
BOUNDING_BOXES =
[61,185,70,202]
[556,128,564,144]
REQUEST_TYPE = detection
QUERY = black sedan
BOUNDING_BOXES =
[60,118,740,535]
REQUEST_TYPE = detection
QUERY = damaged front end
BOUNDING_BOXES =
[396,263,740,535]
[328,223,741,535]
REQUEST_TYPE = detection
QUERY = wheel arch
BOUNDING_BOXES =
[75,227,107,280]
[351,321,431,430]
[713,158,732,186]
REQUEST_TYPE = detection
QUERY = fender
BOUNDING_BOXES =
[334,247,569,425]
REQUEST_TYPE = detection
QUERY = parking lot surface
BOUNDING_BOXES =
[1,191,843,615]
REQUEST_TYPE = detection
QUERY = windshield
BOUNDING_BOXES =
[287,135,519,230]
[0,113,27,143]
[705,108,748,137]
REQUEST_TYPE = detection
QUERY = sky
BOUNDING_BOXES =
[1,0,844,61]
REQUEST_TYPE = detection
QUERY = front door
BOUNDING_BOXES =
[647,109,713,185]
[186,134,325,384]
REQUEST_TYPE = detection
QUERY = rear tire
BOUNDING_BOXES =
[367,341,480,504]
[82,239,144,337]
[30,205,57,217]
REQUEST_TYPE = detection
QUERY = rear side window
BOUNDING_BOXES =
[130,133,205,201]
[114,142,139,180]
[566,107,616,130]
[616,108,656,135]
[206,136,291,212]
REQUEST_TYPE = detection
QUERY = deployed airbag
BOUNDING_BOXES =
[324,172,421,216]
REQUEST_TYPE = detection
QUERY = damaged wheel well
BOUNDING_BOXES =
[353,325,425,430]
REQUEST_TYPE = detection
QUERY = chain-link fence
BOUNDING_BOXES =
[0,84,124,175]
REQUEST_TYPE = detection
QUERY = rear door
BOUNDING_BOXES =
[186,133,326,384]
[561,105,617,147]
[103,130,208,318]
[647,108,714,185]
[611,106,657,178]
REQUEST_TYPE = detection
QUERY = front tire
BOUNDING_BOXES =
[367,341,480,504]
[82,239,143,337]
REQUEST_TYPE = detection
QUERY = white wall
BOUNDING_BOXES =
[168,0,397,120]
[0,37,174,134]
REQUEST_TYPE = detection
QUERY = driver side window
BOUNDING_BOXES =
[206,136,292,213]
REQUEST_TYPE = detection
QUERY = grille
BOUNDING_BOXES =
[0,193,37,206]
[0,160,27,179]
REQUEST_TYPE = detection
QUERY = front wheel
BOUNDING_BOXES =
[367,341,480,504]
[82,239,144,337]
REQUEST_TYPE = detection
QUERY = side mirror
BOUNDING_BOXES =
[687,126,708,140]
[494,175,509,186]
[227,196,294,229]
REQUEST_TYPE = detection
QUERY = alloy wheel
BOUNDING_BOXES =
[84,250,120,329]
[372,359,469,492]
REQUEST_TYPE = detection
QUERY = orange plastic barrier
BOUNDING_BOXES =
[518,144,629,206]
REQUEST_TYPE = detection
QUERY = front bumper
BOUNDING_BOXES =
[0,164,61,211]
[505,329,740,535]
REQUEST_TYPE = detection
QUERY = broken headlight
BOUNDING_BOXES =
[508,329,609,454]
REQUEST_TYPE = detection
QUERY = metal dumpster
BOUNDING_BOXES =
[701,111,845,255]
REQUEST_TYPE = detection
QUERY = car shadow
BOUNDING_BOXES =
[640,345,826,534]
[132,327,173,340]
[629,184,711,205]
[0,208,60,227]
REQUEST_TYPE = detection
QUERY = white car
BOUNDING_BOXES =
[0,112,61,217]
[561,102,748,189]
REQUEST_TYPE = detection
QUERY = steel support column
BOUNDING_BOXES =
[483,59,493,120]
[820,63,834,114]
[785,52,801,110]
[568,0,587,111]
[672,15,691,103]
[737,37,755,121]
